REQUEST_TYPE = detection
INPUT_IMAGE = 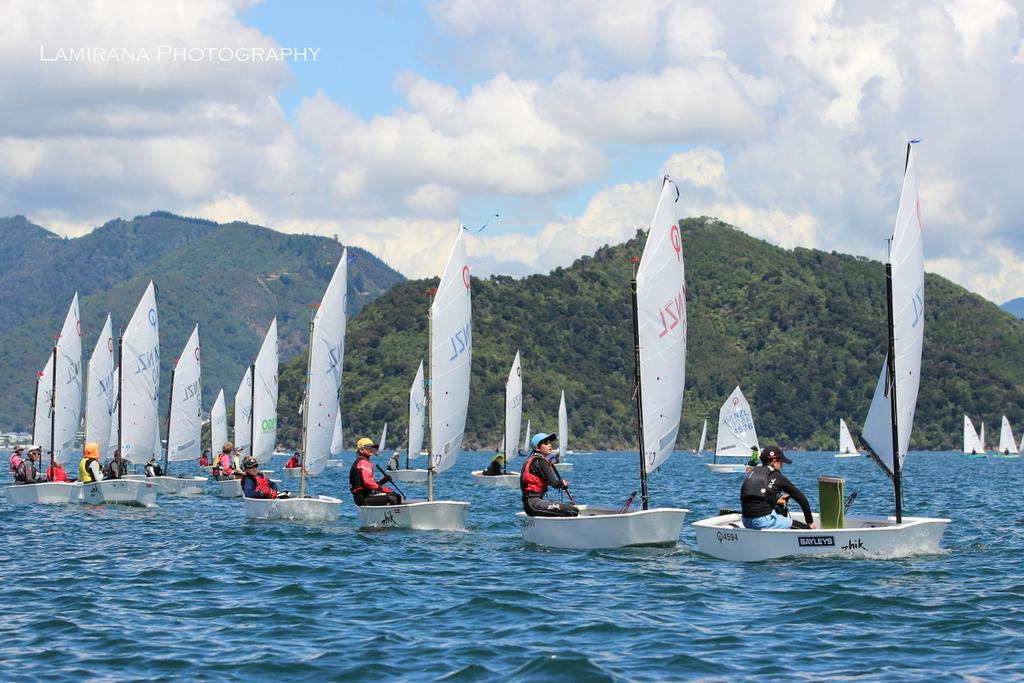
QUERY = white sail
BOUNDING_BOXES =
[998,416,1018,454]
[408,360,426,457]
[32,353,53,453]
[863,146,924,477]
[107,367,120,459]
[716,386,759,457]
[167,325,202,462]
[980,422,987,453]
[51,294,84,463]
[838,419,859,455]
[251,319,279,464]
[85,314,115,453]
[303,252,348,475]
[234,366,252,452]
[523,419,531,453]
[505,351,523,465]
[330,408,345,456]
[211,389,227,454]
[120,282,160,463]
[962,415,982,454]
[696,419,708,453]
[379,423,388,454]
[429,228,472,475]
[636,176,686,473]
[558,390,569,456]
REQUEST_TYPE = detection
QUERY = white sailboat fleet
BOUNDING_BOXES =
[517,176,689,549]
[472,350,522,487]
[245,253,347,521]
[358,227,472,531]
[389,361,429,483]
[694,143,950,560]
[834,418,861,458]
[707,386,759,473]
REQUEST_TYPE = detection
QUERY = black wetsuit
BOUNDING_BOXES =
[482,457,503,476]
[740,465,813,526]
[520,454,577,517]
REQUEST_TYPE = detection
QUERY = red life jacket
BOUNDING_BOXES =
[47,464,68,482]
[286,457,300,468]
[520,454,547,495]
[254,474,278,499]
[199,454,209,466]
[349,457,378,493]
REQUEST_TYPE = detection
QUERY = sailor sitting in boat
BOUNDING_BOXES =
[213,442,238,480]
[241,456,289,499]
[386,451,400,471]
[482,451,505,476]
[103,450,127,479]
[740,447,815,530]
[14,446,45,484]
[520,433,578,517]
[349,438,402,506]
[285,452,301,469]
[144,457,163,477]
[79,443,103,483]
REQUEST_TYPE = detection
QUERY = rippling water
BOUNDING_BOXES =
[2,450,1022,681]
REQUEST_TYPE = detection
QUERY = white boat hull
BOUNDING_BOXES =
[149,476,207,496]
[833,453,861,458]
[282,467,302,479]
[470,470,520,488]
[358,499,469,531]
[5,482,81,505]
[692,513,950,561]
[706,463,748,473]
[389,468,429,483]
[217,477,282,498]
[516,506,688,549]
[200,465,214,473]
[325,459,345,469]
[552,462,573,472]
[79,479,158,507]
[243,495,342,522]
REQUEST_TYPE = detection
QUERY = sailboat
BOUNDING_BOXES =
[692,419,708,455]
[81,283,159,507]
[246,254,346,521]
[518,419,532,457]
[694,142,949,560]
[324,409,345,468]
[707,387,759,473]
[149,325,207,495]
[834,418,861,458]
[980,421,988,454]
[472,350,522,487]
[7,295,84,504]
[85,315,115,462]
[518,175,688,548]
[204,389,227,472]
[994,416,1020,457]
[389,361,429,483]
[358,227,472,531]
[551,390,574,471]
[220,321,279,497]
[962,415,985,457]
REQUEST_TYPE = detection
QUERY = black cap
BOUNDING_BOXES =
[760,446,792,464]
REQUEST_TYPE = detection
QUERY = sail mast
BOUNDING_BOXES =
[249,361,256,466]
[426,286,436,502]
[630,256,649,510]
[117,330,123,461]
[49,344,57,474]
[299,308,315,499]
[883,261,902,524]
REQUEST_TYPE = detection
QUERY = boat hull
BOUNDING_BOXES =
[389,468,429,483]
[358,499,469,531]
[79,479,158,507]
[200,465,214,473]
[149,476,207,496]
[470,470,520,488]
[706,463,748,473]
[5,482,81,505]
[692,513,950,561]
[324,459,345,469]
[833,453,861,458]
[552,462,573,472]
[243,495,342,522]
[516,506,688,549]
[282,467,302,479]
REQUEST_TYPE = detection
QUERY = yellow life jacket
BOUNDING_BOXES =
[79,457,97,483]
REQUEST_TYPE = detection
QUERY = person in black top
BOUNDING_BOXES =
[15,446,45,484]
[739,446,815,530]
[103,450,127,479]
[482,451,504,476]
[520,433,577,517]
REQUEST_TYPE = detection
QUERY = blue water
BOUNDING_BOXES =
[2,450,1022,682]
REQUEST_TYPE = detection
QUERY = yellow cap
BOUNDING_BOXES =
[356,437,378,450]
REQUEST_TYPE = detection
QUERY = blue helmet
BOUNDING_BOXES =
[530,433,557,449]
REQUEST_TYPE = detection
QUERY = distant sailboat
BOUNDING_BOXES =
[692,419,708,455]
[206,389,227,472]
[324,408,346,469]
[962,415,985,457]
[472,350,522,487]
[994,416,1020,457]
[552,390,573,471]
[233,366,252,458]
[519,419,532,457]
[834,419,861,458]
[390,360,428,483]
[707,386,759,473]
[358,227,472,531]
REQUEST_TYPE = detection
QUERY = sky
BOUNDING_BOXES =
[3,0,1024,304]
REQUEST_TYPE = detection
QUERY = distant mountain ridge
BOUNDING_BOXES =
[0,212,405,431]
[1003,297,1024,319]
[275,218,1024,452]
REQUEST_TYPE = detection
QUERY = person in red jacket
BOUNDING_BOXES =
[46,460,72,482]
[285,451,301,469]
[520,432,578,517]
[240,456,290,499]
[349,437,402,506]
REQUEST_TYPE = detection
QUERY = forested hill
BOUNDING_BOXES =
[277,218,1024,452]
[0,212,404,431]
